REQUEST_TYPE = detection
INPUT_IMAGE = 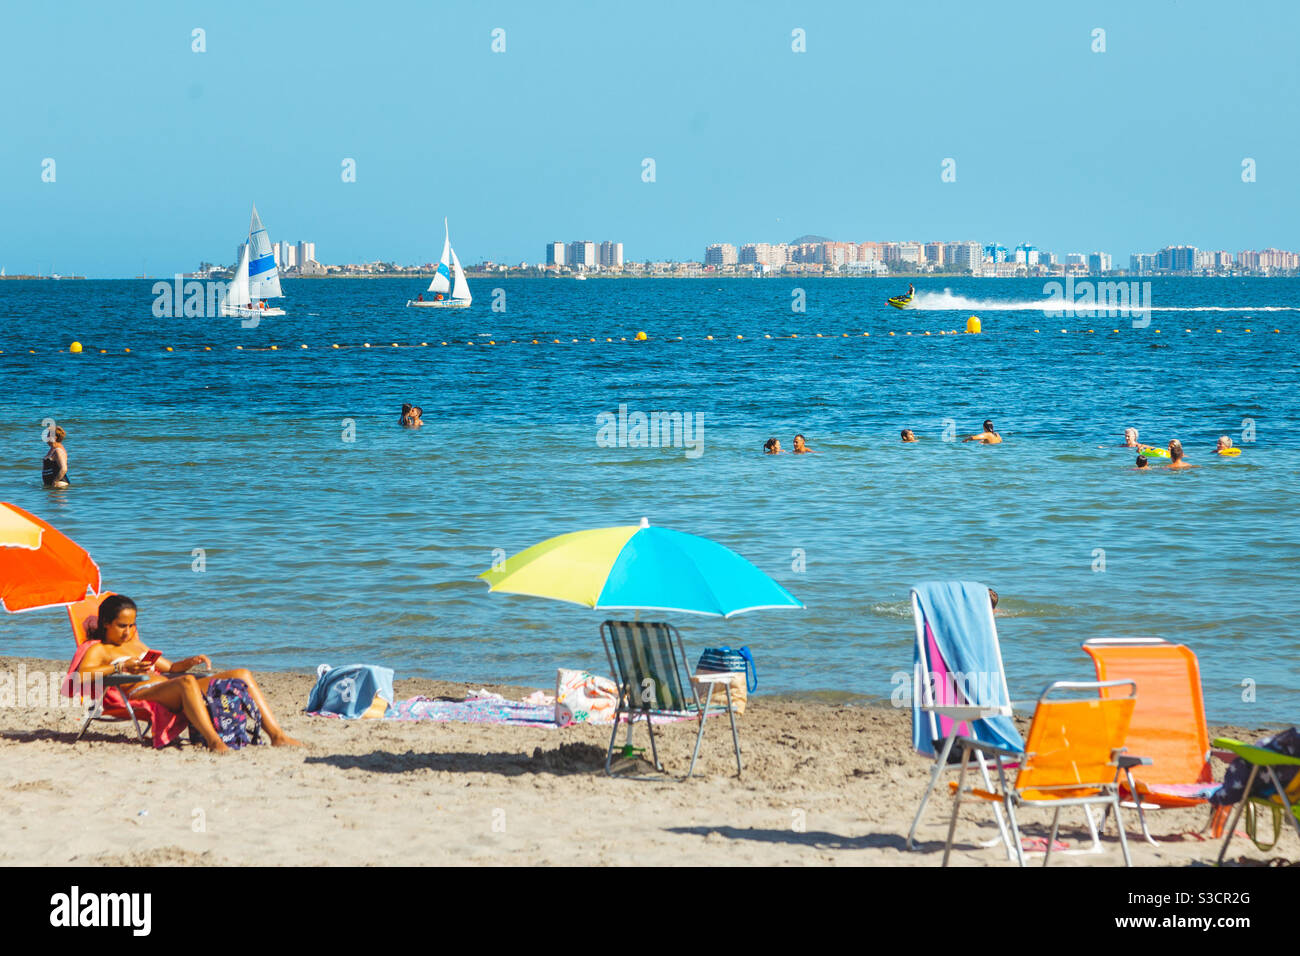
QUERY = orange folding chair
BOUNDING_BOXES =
[62,591,152,743]
[943,680,1137,866]
[1082,638,1227,843]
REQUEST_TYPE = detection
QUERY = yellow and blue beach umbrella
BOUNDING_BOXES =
[479,518,802,619]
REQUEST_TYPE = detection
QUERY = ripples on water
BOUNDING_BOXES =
[0,278,1297,723]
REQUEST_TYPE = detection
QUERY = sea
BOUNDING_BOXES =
[0,276,1296,725]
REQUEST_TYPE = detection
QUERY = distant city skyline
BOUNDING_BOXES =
[4,2,1299,277]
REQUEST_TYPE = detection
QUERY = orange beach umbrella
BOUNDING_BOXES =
[0,502,101,613]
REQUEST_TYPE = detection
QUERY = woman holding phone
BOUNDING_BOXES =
[74,594,301,753]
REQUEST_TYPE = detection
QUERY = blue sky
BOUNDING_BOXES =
[2,0,1297,276]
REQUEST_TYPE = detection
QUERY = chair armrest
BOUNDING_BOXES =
[954,736,1023,760]
[1116,753,1152,769]
[103,674,148,689]
[1212,737,1300,767]
[921,704,1012,721]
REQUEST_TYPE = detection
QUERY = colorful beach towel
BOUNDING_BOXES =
[308,694,696,729]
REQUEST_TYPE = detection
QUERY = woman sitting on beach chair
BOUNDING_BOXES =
[74,594,302,753]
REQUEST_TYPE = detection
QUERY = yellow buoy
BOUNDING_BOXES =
[532,339,539,344]
[269,345,277,351]
[69,341,83,353]
[332,343,340,348]
[125,347,132,353]
[706,335,714,340]
[764,334,771,339]
[635,331,647,341]
[205,346,212,351]
[100,349,107,354]
[965,316,981,334]
[165,346,174,351]
[301,344,308,349]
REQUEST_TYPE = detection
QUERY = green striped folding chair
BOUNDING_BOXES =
[600,620,741,778]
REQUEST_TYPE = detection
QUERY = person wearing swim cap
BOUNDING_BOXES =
[962,420,1002,444]
[1167,439,1196,469]
[901,429,918,443]
[792,434,816,454]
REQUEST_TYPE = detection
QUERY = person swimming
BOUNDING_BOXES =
[1123,427,1140,447]
[901,429,918,443]
[962,420,1002,444]
[399,403,413,426]
[792,434,815,454]
[1135,455,1150,470]
[763,437,782,454]
[1167,439,1195,469]
[1216,435,1234,453]
[408,405,424,428]
[42,425,69,488]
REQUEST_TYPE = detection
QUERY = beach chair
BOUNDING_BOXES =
[906,582,1022,858]
[61,591,151,744]
[1082,638,1226,844]
[1213,736,1300,864]
[943,680,1138,867]
[600,620,740,778]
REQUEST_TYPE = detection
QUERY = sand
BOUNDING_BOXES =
[0,654,1290,867]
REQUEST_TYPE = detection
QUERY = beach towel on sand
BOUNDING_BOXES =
[306,664,395,719]
[911,581,1020,757]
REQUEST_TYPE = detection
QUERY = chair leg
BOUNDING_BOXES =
[908,731,957,850]
[1217,765,1260,865]
[1114,795,1132,866]
[605,704,624,775]
[723,684,742,777]
[73,711,93,743]
[1045,808,1062,866]
[1123,769,1158,846]
[941,746,971,867]
[1006,796,1026,867]
[1082,804,1102,853]
[644,710,663,772]
[975,751,1015,860]
[686,682,715,779]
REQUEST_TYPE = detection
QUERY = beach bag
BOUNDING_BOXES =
[696,646,757,691]
[307,663,395,719]
[693,646,756,715]
[204,678,263,749]
[555,668,618,726]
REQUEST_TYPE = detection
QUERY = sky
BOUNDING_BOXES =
[1,0,1298,277]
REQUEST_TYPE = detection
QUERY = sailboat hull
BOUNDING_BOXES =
[221,306,286,317]
[407,299,470,308]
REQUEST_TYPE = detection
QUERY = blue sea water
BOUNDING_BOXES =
[0,276,1297,724]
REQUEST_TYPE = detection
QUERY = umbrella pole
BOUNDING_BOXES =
[626,609,640,748]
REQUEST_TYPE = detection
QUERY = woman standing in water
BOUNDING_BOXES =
[42,425,69,488]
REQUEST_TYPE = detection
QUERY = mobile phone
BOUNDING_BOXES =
[140,649,162,666]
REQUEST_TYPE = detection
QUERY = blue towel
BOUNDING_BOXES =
[306,663,396,718]
[910,581,1022,756]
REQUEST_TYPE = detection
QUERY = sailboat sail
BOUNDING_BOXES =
[450,247,471,305]
[222,245,251,312]
[247,203,283,300]
[428,231,452,295]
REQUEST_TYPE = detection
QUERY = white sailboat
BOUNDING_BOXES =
[408,219,471,308]
[220,203,286,318]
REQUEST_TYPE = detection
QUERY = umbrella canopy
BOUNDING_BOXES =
[0,502,101,613]
[479,519,802,619]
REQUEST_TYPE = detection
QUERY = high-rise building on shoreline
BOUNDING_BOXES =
[546,241,565,267]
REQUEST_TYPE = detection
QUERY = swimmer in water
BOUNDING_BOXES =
[901,429,918,443]
[792,434,815,454]
[1135,455,1150,470]
[42,425,70,488]
[763,437,782,454]
[399,403,413,426]
[408,405,424,428]
[1167,439,1196,470]
[1123,427,1140,447]
[1216,435,1234,454]
[962,420,1002,444]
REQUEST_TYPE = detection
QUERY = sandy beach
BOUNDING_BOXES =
[0,655,1287,867]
